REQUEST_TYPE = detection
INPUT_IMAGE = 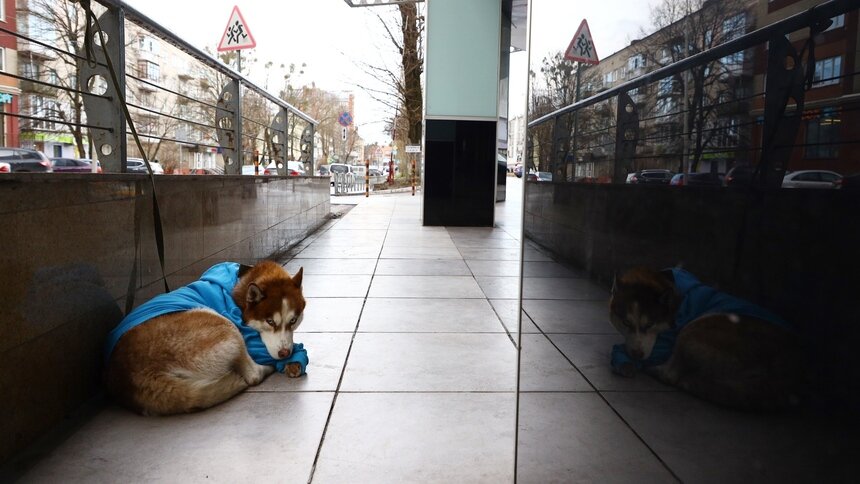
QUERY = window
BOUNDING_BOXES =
[628,54,646,71]
[138,35,159,54]
[0,47,4,72]
[656,97,677,116]
[604,70,617,85]
[824,15,844,32]
[139,60,160,81]
[805,114,840,159]
[22,62,39,79]
[53,145,62,158]
[812,56,841,87]
[723,13,745,40]
[658,77,674,96]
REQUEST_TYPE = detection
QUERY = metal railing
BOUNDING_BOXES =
[4,0,316,175]
[527,0,858,188]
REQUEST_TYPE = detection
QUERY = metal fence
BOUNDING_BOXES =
[527,0,858,189]
[3,0,315,175]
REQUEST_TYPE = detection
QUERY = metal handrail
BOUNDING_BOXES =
[529,0,854,128]
[100,0,318,126]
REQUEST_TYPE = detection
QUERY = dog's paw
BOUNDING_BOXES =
[614,362,637,378]
[284,363,303,378]
[244,364,274,386]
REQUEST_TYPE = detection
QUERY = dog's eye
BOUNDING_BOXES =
[289,317,297,325]
[266,319,276,327]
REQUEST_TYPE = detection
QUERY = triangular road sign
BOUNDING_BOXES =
[564,19,599,65]
[218,6,257,52]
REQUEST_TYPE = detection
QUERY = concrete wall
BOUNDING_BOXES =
[523,182,860,412]
[0,174,329,463]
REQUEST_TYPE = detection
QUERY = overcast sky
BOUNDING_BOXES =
[124,0,660,143]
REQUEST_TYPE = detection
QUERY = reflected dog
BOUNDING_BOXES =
[104,261,307,415]
[609,267,805,411]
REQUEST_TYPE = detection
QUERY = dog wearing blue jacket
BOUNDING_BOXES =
[610,267,805,411]
[104,261,308,415]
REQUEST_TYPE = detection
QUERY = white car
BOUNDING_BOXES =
[781,170,841,189]
[126,158,164,174]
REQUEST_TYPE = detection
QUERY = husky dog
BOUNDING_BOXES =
[609,267,805,411]
[104,261,307,415]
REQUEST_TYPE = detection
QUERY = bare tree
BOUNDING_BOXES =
[21,0,89,157]
[634,0,754,172]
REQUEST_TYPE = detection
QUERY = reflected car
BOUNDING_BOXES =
[670,172,723,187]
[724,164,754,187]
[126,158,164,174]
[514,164,523,178]
[51,157,101,173]
[627,169,674,184]
[782,170,841,189]
[0,147,53,172]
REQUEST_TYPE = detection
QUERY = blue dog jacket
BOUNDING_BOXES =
[611,268,787,372]
[105,262,308,375]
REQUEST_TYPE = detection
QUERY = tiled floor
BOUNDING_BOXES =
[13,179,856,483]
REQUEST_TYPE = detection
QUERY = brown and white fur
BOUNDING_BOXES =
[105,261,305,415]
[610,267,806,411]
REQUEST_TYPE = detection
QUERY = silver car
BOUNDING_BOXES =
[782,170,841,189]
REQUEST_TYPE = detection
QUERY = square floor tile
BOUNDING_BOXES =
[248,333,351,392]
[302,298,363,332]
[517,393,675,483]
[359,298,504,332]
[302,275,372,298]
[453,237,521,249]
[285,258,378,275]
[519,334,593,392]
[18,393,333,483]
[295,245,381,259]
[380,245,462,259]
[489,299,540,334]
[369,275,485,298]
[476,276,520,299]
[523,299,615,334]
[467,260,520,277]
[549,334,676,392]
[604,391,858,483]
[522,261,586,278]
[341,333,517,391]
[522,277,609,300]
[313,393,515,483]
[374,259,470,276]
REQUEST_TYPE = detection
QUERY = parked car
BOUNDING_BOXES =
[782,170,842,189]
[0,147,53,172]
[0,162,10,173]
[287,161,306,176]
[51,157,101,173]
[514,164,523,178]
[627,169,674,184]
[724,164,754,187]
[670,172,724,187]
[527,171,552,182]
[317,164,330,176]
[126,158,164,174]
[840,173,860,190]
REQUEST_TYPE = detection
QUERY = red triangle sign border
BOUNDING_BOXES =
[564,19,599,65]
[218,5,257,52]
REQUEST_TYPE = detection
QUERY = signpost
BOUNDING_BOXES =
[337,111,353,127]
[218,6,257,72]
[405,145,420,195]
[564,20,599,181]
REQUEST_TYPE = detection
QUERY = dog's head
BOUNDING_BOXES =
[609,267,677,361]
[233,261,305,360]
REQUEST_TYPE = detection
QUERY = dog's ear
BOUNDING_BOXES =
[292,267,303,288]
[246,283,264,304]
[238,263,254,279]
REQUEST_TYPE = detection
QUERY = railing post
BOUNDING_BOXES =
[756,33,811,188]
[79,8,126,173]
[216,80,242,174]
[269,106,288,175]
[613,91,639,184]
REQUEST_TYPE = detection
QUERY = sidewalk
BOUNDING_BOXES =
[13,178,854,482]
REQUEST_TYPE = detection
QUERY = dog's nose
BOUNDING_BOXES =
[630,348,645,360]
[278,347,292,358]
